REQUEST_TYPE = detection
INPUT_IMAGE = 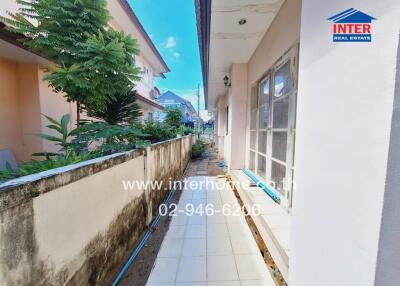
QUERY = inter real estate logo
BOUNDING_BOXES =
[328,8,376,42]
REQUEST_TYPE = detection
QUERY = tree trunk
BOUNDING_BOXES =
[76,101,81,127]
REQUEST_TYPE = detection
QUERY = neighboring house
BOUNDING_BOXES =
[108,0,169,121]
[196,1,400,286]
[157,91,201,127]
[0,0,169,163]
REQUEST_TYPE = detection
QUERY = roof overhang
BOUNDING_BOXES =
[0,23,51,64]
[112,0,170,78]
[136,94,165,111]
[195,0,211,109]
[196,0,284,110]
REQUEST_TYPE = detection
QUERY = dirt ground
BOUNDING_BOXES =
[118,146,225,286]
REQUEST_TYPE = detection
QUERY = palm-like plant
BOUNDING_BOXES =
[33,114,74,158]
[84,89,142,125]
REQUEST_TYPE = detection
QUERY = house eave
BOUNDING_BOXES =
[118,0,170,75]
[195,0,211,110]
[136,94,165,111]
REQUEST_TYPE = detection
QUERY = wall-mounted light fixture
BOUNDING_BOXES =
[223,75,231,87]
[238,18,247,25]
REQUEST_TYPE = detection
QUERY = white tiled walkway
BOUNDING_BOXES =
[146,176,275,286]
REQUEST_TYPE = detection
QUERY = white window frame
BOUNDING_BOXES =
[247,43,299,210]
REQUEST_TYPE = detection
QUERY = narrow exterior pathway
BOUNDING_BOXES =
[146,150,276,285]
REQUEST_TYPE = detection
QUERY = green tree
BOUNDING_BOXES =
[164,108,183,129]
[1,0,141,123]
[84,89,142,125]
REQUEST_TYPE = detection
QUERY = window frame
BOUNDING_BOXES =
[247,43,299,209]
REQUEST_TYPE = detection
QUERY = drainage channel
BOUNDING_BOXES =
[226,175,288,286]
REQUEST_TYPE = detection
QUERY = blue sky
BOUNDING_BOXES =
[128,0,207,117]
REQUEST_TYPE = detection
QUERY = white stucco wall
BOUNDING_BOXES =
[290,1,400,286]
[33,156,145,272]
[245,0,301,169]
[228,64,248,169]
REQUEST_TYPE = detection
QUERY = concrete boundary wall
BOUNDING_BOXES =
[0,135,193,286]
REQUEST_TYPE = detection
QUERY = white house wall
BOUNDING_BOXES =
[290,1,400,286]
[245,0,302,169]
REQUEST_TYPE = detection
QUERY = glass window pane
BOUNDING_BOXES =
[250,108,257,129]
[274,61,292,98]
[258,131,267,154]
[257,154,266,179]
[272,131,287,162]
[251,86,258,109]
[271,161,286,194]
[259,103,269,129]
[259,78,270,106]
[273,97,289,128]
[249,151,256,171]
[250,131,257,150]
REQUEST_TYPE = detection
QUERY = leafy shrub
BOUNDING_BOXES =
[164,108,183,129]
[0,150,94,183]
[192,139,206,159]
[177,125,195,136]
[134,121,175,143]
[71,121,145,156]
[0,114,146,183]
[33,114,74,158]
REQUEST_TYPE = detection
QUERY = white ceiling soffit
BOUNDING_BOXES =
[208,0,284,109]
[0,39,51,64]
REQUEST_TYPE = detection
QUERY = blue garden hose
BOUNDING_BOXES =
[242,168,281,204]
[111,187,177,286]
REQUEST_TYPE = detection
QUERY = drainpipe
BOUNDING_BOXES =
[111,186,177,286]
[242,168,281,204]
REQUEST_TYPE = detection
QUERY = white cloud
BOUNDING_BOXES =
[165,36,176,48]
[173,52,181,58]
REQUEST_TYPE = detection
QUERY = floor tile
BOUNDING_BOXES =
[207,195,222,205]
[207,223,229,238]
[183,238,207,256]
[208,282,240,286]
[158,239,183,257]
[147,258,179,283]
[176,256,207,282]
[227,222,251,238]
[188,214,207,225]
[186,224,207,238]
[225,214,246,225]
[165,226,186,239]
[147,176,277,286]
[240,279,275,286]
[171,214,188,226]
[207,255,238,281]
[207,212,226,224]
[235,254,270,281]
[176,283,207,286]
[192,191,207,199]
[192,198,208,207]
[230,236,259,255]
[207,237,233,256]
